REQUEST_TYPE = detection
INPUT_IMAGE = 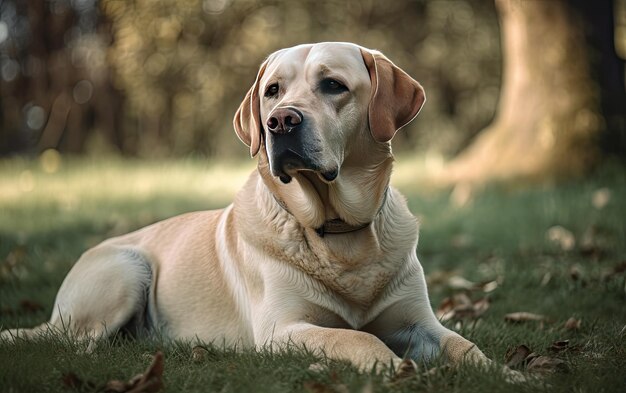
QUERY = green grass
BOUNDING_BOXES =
[1,156,625,392]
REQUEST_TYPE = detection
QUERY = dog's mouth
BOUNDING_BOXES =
[270,148,338,184]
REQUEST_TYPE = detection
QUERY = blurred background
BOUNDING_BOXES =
[0,0,624,181]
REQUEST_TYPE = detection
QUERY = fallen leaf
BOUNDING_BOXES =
[104,351,164,393]
[546,226,575,251]
[540,272,552,287]
[505,344,569,374]
[106,380,131,393]
[472,297,490,315]
[436,294,490,322]
[130,351,164,393]
[426,270,459,287]
[303,381,347,393]
[549,340,581,354]
[504,345,532,369]
[591,187,611,209]
[549,340,570,352]
[504,312,547,323]
[0,246,28,279]
[447,275,476,290]
[61,372,95,390]
[428,272,498,293]
[435,296,456,321]
[19,299,44,313]
[527,356,568,374]
[480,280,498,293]
[191,346,208,363]
[564,317,581,331]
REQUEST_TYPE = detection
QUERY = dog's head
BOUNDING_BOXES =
[234,42,425,185]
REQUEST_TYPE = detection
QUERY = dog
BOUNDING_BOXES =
[1,42,493,376]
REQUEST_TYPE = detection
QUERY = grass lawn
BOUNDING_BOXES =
[0,155,624,392]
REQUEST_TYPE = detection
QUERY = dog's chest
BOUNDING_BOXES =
[283,234,400,307]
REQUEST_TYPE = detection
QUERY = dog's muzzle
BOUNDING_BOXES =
[266,107,338,184]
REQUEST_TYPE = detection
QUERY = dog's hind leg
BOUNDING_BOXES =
[1,245,154,349]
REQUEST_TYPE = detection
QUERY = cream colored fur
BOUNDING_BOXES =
[1,43,517,379]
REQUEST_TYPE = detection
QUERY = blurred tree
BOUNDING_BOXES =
[445,0,625,183]
[1,0,503,158]
[0,0,125,155]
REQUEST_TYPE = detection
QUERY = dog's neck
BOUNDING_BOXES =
[272,186,389,236]
[257,148,393,234]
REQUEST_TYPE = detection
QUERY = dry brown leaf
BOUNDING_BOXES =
[546,226,576,251]
[505,344,569,375]
[435,296,456,321]
[550,340,582,354]
[527,356,568,374]
[105,379,132,393]
[473,297,490,315]
[191,346,208,363]
[564,317,581,331]
[0,246,27,279]
[427,272,497,293]
[105,351,164,393]
[447,275,476,290]
[591,187,611,209]
[540,272,552,287]
[303,381,348,393]
[426,270,459,287]
[61,372,95,390]
[549,340,570,352]
[480,280,498,293]
[19,299,44,313]
[504,312,547,323]
[129,351,164,393]
[504,345,532,369]
[436,293,490,321]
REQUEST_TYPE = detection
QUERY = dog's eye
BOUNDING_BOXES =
[265,83,279,98]
[321,79,348,94]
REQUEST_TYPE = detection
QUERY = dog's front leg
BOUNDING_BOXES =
[367,257,528,383]
[371,306,489,367]
[367,264,490,368]
[274,322,412,375]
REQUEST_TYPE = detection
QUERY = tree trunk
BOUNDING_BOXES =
[445,0,602,183]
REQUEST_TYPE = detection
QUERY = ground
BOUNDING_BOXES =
[0,156,624,392]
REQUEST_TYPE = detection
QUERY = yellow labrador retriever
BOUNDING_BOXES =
[2,42,490,375]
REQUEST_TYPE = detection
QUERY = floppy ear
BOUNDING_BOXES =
[360,48,426,143]
[233,60,269,157]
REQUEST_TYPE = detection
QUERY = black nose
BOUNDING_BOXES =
[266,108,303,134]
